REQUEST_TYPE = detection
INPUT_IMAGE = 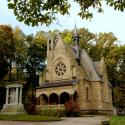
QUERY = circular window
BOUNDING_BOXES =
[55,61,66,76]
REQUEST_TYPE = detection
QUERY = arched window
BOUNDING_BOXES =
[86,87,89,101]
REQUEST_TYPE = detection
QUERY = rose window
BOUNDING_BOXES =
[55,62,66,76]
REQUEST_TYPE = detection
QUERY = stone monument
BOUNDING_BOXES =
[1,83,26,115]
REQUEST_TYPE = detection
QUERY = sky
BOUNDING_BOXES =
[0,1,125,44]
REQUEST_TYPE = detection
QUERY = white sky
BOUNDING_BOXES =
[0,1,125,44]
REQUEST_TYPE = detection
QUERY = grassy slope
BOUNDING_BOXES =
[110,116,125,125]
[0,115,61,121]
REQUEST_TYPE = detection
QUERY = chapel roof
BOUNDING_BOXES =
[80,49,102,81]
[64,43,102,82]
[37,79,79,89]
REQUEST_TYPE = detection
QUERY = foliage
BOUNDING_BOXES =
[25,31,47,81]
[13,26,27,81]
[7,0,125,26]
[101,120,110,125]
[7,0,70,26]
[0,25,15,82]
[110,116,125,125]
[23,88,36,114]
[117,45,125,85]
[0,59,9,82]
[25,43,46,88]
[79,28,95,52]
[89,32,118,61]
[23,32,47,114]
[37,109,66,117]
[114,85,125,110]
[0,115,61,121]
[61,30,73,45]
[0,87,6,110]
[65,100,80,117]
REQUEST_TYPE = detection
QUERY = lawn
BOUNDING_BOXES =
[0,114,61,122]
[110,116,125,125]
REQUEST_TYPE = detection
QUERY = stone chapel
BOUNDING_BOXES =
[35,27,113,115]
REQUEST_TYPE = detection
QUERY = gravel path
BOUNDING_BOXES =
[0,116,108,125]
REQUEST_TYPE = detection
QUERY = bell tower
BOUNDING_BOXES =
[72,24,80,46]
[72,24,81,65]
[47,35,55,67]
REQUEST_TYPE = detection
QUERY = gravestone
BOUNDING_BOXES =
[1,83,26,115]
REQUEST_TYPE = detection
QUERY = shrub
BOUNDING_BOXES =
[101,120,110,125]
[26,103,36,115]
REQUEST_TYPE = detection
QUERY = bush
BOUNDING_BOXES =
[26,104,36,115]
[101,121,110,125]
[37,109,66,117]
[65,109,80,117]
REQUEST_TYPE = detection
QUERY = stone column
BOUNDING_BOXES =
[5,88,9,104]
[19,87,22,104]
[58,95,60,109]
[70,94,74,108]
[48,96,50,109]
[15,87,19,104]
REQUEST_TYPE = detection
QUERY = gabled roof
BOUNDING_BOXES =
[62,42,102,82]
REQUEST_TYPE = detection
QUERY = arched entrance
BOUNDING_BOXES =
[40,94,48,105]
[60,92,70,104]
[49,93,59,105]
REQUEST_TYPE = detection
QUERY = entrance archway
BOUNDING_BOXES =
[40,94,48,105]
[60,92,70,104]
[49,93,59,105]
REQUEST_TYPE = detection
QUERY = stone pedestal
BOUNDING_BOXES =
[1,83,26,115]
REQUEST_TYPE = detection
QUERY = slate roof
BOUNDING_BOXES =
[64,43,102,82]
[36,79,79,89]
[80,49,102,81]
[93,61,101,75]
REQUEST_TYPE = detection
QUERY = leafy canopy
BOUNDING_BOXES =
[7,0,125,26]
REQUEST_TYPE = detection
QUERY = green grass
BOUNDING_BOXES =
[0,114,61,122]
[110,116,125,125]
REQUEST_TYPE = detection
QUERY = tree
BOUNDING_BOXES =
[7,0,125,26]
[0,25,15,109]
[0,25,15,82]
[89,32,118,61]
[114,85,125,114]
[117,45,125,85]
[25,43,46,88]
[13,26,27,81]
[88,32,119,87]
[79,28,95,52]
[23,32,47,114]
[113,45,125,113]
[0,59,8,83]
[61,30,73,45]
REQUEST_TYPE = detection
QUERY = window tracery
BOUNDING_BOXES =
[55,61,66,76]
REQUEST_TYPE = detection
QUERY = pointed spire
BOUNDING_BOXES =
[72,23,80,46]
[74,23,77,36]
